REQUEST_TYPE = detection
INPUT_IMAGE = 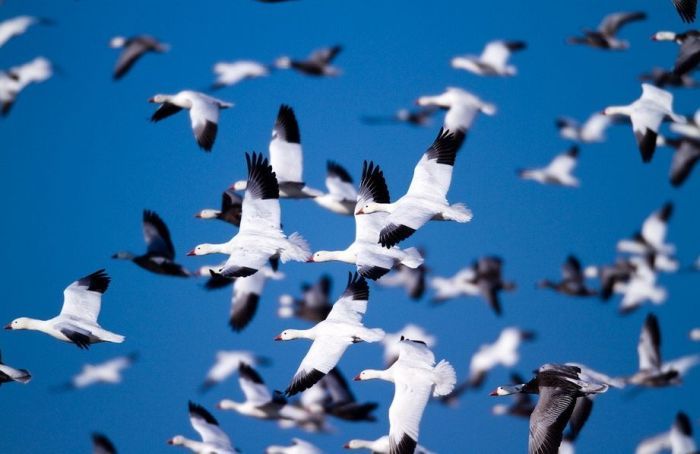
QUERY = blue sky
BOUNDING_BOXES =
[1,0,699,452]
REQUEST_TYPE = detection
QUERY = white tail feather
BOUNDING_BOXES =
[360,328,385,343]
[281,232,311,263]
[432,359,457,397]
[443,203,473,223]
[401,247,424,269]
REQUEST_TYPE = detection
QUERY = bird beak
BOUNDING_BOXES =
[651,34,658,41]
[274,334,283,341]
[166,439,174,445]
[4,323,12,330]
[355,208,364,215]
[414,99,421,105]
[306,257,315,263]
[353,374,361,381]
[194,213,202,218]
[148,97,156,103]
[488,389,498,396]
[186,249,196,256]
[215,402,223,409]
[343,443,351,449]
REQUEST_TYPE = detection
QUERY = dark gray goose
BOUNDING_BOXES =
[490,372,536,418]
[376,262,427,301]
[92,433,117,454]
[652,30,700,76]
[567,11,647,49]
[109,35,168,80]
[640,67,699,88]
[278,274,333,323]
[275,45,342,76]
[538,255,597,297]
[301,367,378,422]
[112,210,190,277]
[0,350,31,385]
[195,189,243,226]
[490,364,608,454]
[658,135,700,187]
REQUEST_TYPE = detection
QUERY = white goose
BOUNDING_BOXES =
[636,412,697,454]
[344,436,435,454]
[0,56,53,116]
[232,105,322,198]
[467,327,535,388]
[356,128,473,248]
[0,16,50,48]
[556,113,614,143]
[313,161,358,215]
[168,402,238,454]
[109,35,168,80]
[188,152,310,278]
[0,350,31,385]
[148,90,233,151]
[200,350,269,392]
[430,267,481,301]
[518,146,580,187]
[5,270,124,349]
[266,438,322,454]
[416,87,496,133]
[451,40,526,76]
[212,60,269,88]
[617,202,676,257]
[614,257,667,314]
[276,273,385,396]
[603,84,685,162]
[55,353,137,390]
[308,161,423,280]
[354,337,456,454]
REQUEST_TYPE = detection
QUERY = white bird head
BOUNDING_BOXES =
[194,209,219,219]
[651,31,677,41]
[167,435,185,446]
[355,202,383,215]
[274,56,292,69]
[489,384,524,396]
[109,36,126,48]
[4,317,30,330]
[148,94,168,104]
[187,244,216,256]
[274,329,302,341]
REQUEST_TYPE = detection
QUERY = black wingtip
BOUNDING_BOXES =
[379,224,416,248]
[285,369,325,396]
[390,433,417,454]
[327,161,353,183]
[658,202,674,222]
[644,313,661,347]
[245,152,280,200]
[358,160,390,204]
[567,145,580,158]
[426,127,461,166]
[238,362,265,384]
[676,411,693,436]
[188,401,219,426]
[342,272,369,301]
[78,269,111,294]
[275,104,301,144]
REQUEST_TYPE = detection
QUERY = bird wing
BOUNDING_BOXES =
[528,387,577,454]
[60,270,110,324]
[142,209,176,259]
[405,128,462,201]
[188,402,233,449]
[322,367,356,404]
[673,0,697,22]
[326,273,369,324]
[389,375,433,452]
[230,272,265,331]
[326,161,357,201]
[240,153,281,232]
[638,314,662,371]
[480,41,513,69]
[309,45,342,64]
[113,40,149,79]
[270,104,304,183]
[669,140,700,187]
[189,96,221,151]
[287,336,350,395]
[675,35,700,75]
[641,203,672,249]
[562,256,584,283]
[546,147,578,176]
[238,363,273,406]
[92,433,117,454]
[635,431,672,454]
[355,161,390,243]
[598,11,646,36]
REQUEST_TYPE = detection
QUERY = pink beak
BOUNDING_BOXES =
[343,443,351,449]
[274,334,283,341]
[166,439,174,445]
[186,249,196,256]
[355,209,364,215]
[353,374,362,381]
[148,97,156,103]
[306,257,315,263]
[4,323,12,330]
[489,389,499,396]
[194,213,202,218]
[651,34,658,41]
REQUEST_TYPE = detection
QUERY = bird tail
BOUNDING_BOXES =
[103,332,125,344]
[400,247,424,269]
[432,360,457,397]
[281,232,311,263]
[442,203,473,223]
[651,287,668,304]
[359,327,385,343]
[480,102,497,116]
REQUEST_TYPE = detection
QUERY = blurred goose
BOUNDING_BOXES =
[490,364,609,454]
[361,106,438,127]
[430,266,481,302]
[451,40,526,76]
[5,270,124,349]
[538,255,598,297]
[148,90,233,151]
[0,350,31,385]
[556,113,614,143]
[584,258,636,301]
[276,273,385,396]
[0,56,53,116]
[54,352,137,390]
[92,433,116,454]
[670,109,700,138]
[376,263,427,300]
[0,16,50,48]
[490,372,535,418]
[309,161,423,280]
[627,313,700,387]
[614,257,667,314]
[212,60,269,88]
[168,402,238,454]
[416,87,496,133]
[275,45,342,76]
[381,324,437,367]
[266,438,322,454]
[188,153,311,278]
[652,30,700,76]
[313,161,357,215]
[636,412,696,454]
[300,367,378,422]
[518,146,580,187]
[195,189,243,226]
[356,128,473,248]
[658,135,700,187]
[278,274,333,323]
[354,337,456,454]
[691,328,700,341]
[343,436,435,454]
[232,105,322,198]
[200,350,269,392]
[109,35,168,80]
[603,84,685,162]
[113,210,190,277]
[617,202,675,257]
[567,11,647,49]
[640,67,699,88]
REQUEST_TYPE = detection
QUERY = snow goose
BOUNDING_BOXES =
[636,411,696,454]
[652,30,700,76]
[275,45,342,76]
[416,87,496,134]
[614,257,667,314]
[0,350,31,385]
[430,266,481,302]
[309,161,424,280]
[556,113,615,143]
[212,60,269,88]
[5,270,124,349]
[361,106,438,127]
[518,146,580,187]
[490,372,535,418]
[376,262,427,300]
[92,433,117,454]
[640,67,699,88]
[451,40,526,76]
[313,161,357,215]
[356,128,473,248]
[0,16,51,48]
[188,152,311,278]
[344,436,436,454]
[195,189,243,227]
[54,352,137,391]
[168,402,238,454]
[277,273,384,396]
[266,438,322,454]
[602,84,685,162]
[381,324,436,367]
[109,35,168,80]
[567,11,647,50]
[278,274,332,323]
[112,210,190,277]
[617,202,676,257]
[300,367,378,422]
[231,105,322,198]
[200,350,269,392]
[490,364,609,454]
[584,258,636,301]
[627,313,700,387]
[658,135,700,187]
[148,90,233,151]
[354,337,456,454]
[538,255,597,297]
[0,56,53,116]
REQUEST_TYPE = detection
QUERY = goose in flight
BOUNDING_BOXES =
[361,106,438,127]
[53,353,137,391]
[188,152,311,278]
[313,161,357,216]
[614,257,667,314]
[148,90,233,151]
[556,113,616,143]
[343,435,435,454]
[538,255,598,297]
[265,438,322,454]
[231,105,322,198]
[195,189,243,227]
[567,11,647,50]
[200,350,270,392]
[636,411,697,454]
[276,273,385,396]
[5,270,124,349]
[92,433,117,454]
[275,45,342,76]
[617,202,675,258]
[376,262,427,300]
[490,364,609,454]
[278,274,333,323]
[652,30,700,77]
[212,60,269,88]
[113,210,190,277]
[309,161,424,280]
[518,146,580,187]
[109,35,168,80]
[490,372,536,418]
[356,128,473,248]
[0,56,53,116]
[168,402,238,454]
[657,135,700,187]
[416,87,496,134]
[451,40,527,76]
[603,84,685,163]
[0,16,51,48]
[0,350,31,385]
[584,257,636,301]
[299,367,378,422]
[354,337,456,454]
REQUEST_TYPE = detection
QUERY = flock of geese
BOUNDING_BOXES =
[2,1,700,453]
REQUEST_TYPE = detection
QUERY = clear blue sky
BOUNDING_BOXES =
[1,0,699,452]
